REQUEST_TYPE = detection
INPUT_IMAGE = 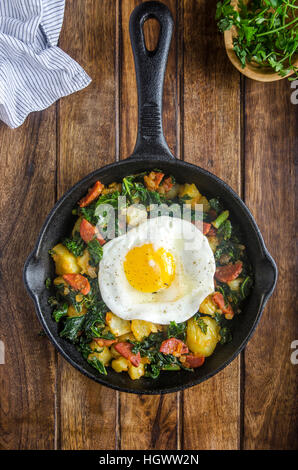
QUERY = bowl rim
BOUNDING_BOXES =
[223,0,298,82]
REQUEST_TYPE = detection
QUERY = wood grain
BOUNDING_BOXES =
[57,0,117,449]
[182,0,241,450]
[0,0,297,451]
[243,79,298,450]
[118,0,179,450]
[0,110,57,449]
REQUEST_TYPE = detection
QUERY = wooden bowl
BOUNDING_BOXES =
[224,1,298,82]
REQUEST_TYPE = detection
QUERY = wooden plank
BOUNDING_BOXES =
[118,0,179,450]
[0,110,57,449]
[243,80,298,450]
[57,0,117,449]
[182,0,241,450]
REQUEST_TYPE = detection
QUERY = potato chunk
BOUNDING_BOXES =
[199,294,217,316]
[125,205,147,227]
[131,319,161,342]
[179,183,201,208]
[88,346,112,366]
[199,196,210,212]
[128,362,145,380]
[77,249,97,278]
[106,312,131,337]
[51,243,80,275]
[186,317,220,357]
[112,356,130,373]
[67,304,87,317]
[208,236,219,253]
[71,217,82,237]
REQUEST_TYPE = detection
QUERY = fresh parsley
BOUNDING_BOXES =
[216,0,298,80]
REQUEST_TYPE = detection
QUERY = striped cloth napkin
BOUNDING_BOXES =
[0,0,91,128]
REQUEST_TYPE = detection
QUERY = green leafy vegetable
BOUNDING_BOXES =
[217,219,232,240]
[87,356,107,375]
[216,0,298,80]
[167,321,187,340]
[197,317,208,334]
[53,303,68,322]
[209,198,223,214]
[45,278,51,289]
[63,233,85,257]
[60,315,85,343]
[240,275,253,299]
[87,239,103,266]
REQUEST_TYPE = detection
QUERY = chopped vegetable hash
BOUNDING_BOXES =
[47,171,253,380]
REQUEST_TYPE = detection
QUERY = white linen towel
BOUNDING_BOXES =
[0,0,91,128]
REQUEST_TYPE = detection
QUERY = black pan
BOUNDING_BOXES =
[23,1,277,395]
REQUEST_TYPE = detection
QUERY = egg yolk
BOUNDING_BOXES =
[123,243,176,293]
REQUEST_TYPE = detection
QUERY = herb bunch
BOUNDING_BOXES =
[216,0,298,80]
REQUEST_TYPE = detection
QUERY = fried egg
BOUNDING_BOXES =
[98,216,215,324]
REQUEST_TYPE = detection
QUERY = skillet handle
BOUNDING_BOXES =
[129,1,175,160]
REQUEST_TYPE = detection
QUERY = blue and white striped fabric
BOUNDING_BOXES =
[0,0,91,128]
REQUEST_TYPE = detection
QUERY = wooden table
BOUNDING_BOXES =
[0,0,297,450]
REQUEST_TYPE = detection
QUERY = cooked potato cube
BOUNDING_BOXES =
[199,294,217,316]
[228,278,243,291]
[131,319,161,342]
[71,217,82,237]
[67,304,87,317]
[208,236,219,253]
[128,362,145,380]
[112,356,130,373]
[110,345,121,358]
[53,275,68,291]
[88,346,112,366]
[198,196,210,212]
[117,332,136,342]
[51,243,80,275]
[126,205,147,227]
[186,317,220,357]
[106,312,131,337]
[163,183,180,200]
[179,183,201,208]
[77,249,97,278]
[102,182,122,195]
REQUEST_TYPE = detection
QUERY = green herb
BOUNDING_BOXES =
[217,219,232,240]
[214,239,240,263]
[213,312,233,344]
[87,356,107,375]
[219,326,233,344]
[87,239,103,266]
[209,198,223,214]
[63,233,85,257]
[122,175,165,205]
[240,275,253,298]
[167,321,187,340]
[48,296,59,307]
[216,0,298,80]
[60,315,85,343]
[53,303,68,322]
[45,278,51,289]
[197,318,208,334]
[78,202,99,225]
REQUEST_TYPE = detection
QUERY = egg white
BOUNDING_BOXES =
[98,216,216,324]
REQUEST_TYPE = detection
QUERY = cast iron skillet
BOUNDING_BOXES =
[23,1,277,394]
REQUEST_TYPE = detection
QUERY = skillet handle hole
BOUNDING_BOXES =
[143,17,160,52]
